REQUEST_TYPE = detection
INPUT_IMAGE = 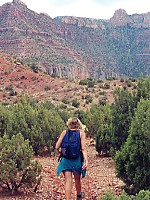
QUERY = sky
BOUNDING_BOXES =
[0,0,150,19]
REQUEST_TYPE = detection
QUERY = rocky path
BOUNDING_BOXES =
[0,139,124,200]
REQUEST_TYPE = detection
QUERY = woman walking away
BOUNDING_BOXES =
[55,117,88,200]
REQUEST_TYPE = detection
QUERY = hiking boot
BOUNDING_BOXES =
[76,192,85,199]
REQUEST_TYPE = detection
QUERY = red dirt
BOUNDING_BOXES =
[0,139,124,200]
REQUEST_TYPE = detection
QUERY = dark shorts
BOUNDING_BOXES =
[63,169,81,177]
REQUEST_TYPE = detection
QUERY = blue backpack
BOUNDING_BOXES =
[61,130,81,159]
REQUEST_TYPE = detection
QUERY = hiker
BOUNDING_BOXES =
[55,117,88,200]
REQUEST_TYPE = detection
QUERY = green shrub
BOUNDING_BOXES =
[62,97,70,104]
[99,91,106,95]
[0,133,42,193]
[100,83,110,89]
[0,105,9,137]
[98,191,118,200]
[6,96,66,155]
[111,88,136,154]
[99,97,107,106]
[5,85,13,91]
[44,86,51,91]
[120,78,125,82]
[115,99,150,194]
[5,85,17,96]
[135,190,150,200]
[9,89,17,96]
[84,104,101,138]
[98,190,150,200]
[85,94,93,104]
[96,104,112,156]
[87,80,95,88]
[72,99,80,108]
[59,104,67,109]
[97,80,103,83]
[127,81,132,87]
[79,79,88,85]
[58,110,71,123]
[1,102,10,106]
[136,76,150,102]
[103,83,110,89]
[30,64,38,73]
[107,77,116,81]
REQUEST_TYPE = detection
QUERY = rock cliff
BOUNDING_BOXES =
[109,9,150,28]
[55,16,106,29]
[0,1,149,79]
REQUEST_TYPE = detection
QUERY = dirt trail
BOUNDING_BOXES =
[0,139,124,200]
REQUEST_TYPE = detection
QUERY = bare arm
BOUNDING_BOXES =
[80,130,88,170]
[55,130,66,150]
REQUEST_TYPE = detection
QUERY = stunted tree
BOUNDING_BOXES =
[99,190,150,200]
[0,133,42,193]
[111,87,136,154]
[8,96,36,139]
[136,76,150,102]
[34,105,65,154]
[0,105,9,137]
[84,104,103,138]
[115,98,150,194]
[96,104,112,156]
[6,96,66,155]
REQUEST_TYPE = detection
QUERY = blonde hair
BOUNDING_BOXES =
[66,117,86,130]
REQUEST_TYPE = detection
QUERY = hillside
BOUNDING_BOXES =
[0,51,136,110]
[0,0,150,79]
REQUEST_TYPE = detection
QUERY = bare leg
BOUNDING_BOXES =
[74,174,81,195]
[63,171,73,200]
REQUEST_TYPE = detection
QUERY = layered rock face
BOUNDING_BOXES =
[55,16,106,29]
[0,1,150,79]
[54,10,150,78]
[109,9,150,28]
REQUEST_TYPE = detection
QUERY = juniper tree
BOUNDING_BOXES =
[111,88,136,154]
[0,133,42,193]
[0,105,9,137]
[115,98,150,194]
[136,76,150,102]
[96,104,112,156]
[84,104,102,137]
[6,96,66,155]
